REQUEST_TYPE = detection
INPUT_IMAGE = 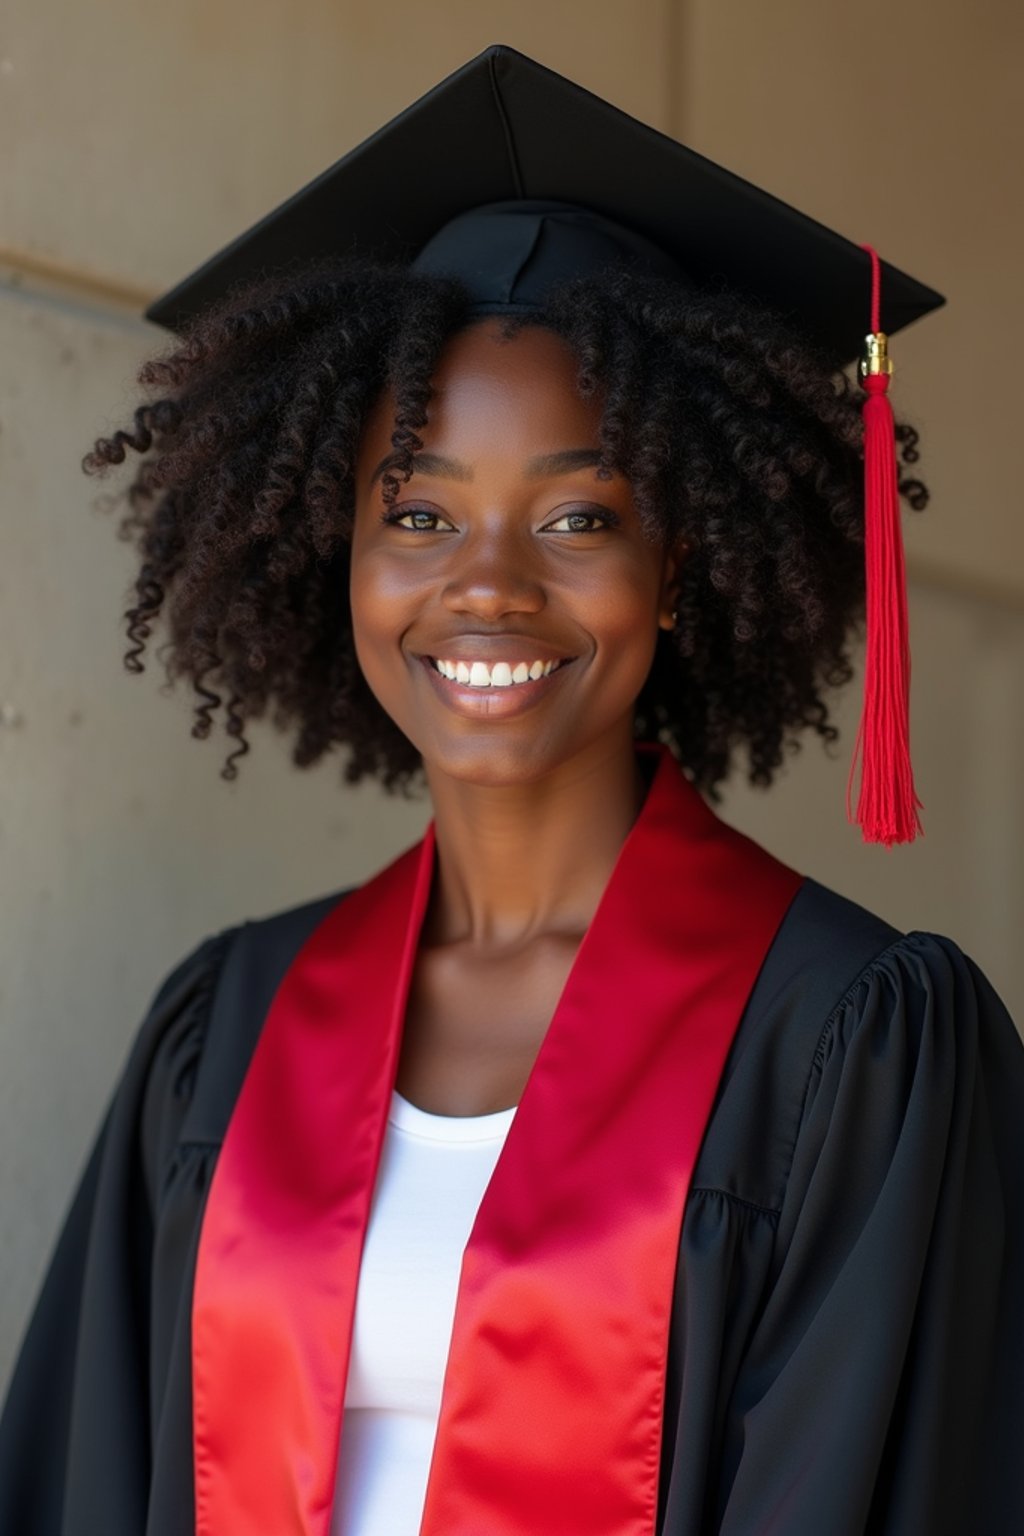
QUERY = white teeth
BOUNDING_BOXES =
[432,658,567,688]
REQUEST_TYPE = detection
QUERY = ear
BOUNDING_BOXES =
[656,537,690,633]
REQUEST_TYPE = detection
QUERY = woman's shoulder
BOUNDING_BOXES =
[692,874,1022,1214]
[118,883,357,1188]
[140,883,357,1145]
[149,879,357,1024]
[772,875,1016,1034]
[747,871,1011,1035]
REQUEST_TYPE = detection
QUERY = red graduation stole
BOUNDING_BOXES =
[191,745,803,1535]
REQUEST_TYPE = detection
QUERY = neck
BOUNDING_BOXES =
[422,733,652,950]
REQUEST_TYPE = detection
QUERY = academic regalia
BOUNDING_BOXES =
[4,39,1021,1536]
[1,745,1022,1535]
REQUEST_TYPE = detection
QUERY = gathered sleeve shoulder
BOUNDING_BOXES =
[0,925,240,1536]
[715,932,1024,1536]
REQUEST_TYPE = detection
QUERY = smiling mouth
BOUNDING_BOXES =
[425,656,575,689]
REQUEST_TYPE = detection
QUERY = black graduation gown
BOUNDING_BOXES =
[1,874,1022,1536]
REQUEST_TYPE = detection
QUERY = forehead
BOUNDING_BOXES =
[357,320,604,470]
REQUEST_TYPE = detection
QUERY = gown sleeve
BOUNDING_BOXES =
[714,932,1024,1536]
[0,926,238,1536]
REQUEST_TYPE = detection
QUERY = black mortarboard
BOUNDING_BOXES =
[146,42,943,370]
[146,43,944,846]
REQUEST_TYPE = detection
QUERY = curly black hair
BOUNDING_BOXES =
[83,255,927,801]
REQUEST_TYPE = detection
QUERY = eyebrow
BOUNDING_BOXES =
[369,447,606,487]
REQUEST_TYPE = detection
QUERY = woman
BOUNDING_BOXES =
[1,43,1021,1536]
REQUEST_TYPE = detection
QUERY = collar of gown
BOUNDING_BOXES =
[191,742,804,1536]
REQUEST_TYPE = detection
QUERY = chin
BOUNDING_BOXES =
[420,731,568,789]
[415,712,638,793]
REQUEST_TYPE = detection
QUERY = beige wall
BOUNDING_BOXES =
[679,0,1024,603]
[2,0,1021,1396]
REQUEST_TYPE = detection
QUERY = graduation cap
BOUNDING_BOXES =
[147,43,946,846]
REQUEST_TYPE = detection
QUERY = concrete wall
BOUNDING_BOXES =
[2,0,1021,1396]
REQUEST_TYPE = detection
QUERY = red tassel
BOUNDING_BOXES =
[845,244,924,847]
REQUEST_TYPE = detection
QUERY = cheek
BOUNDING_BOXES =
[574,555,664,671]
[350,519,419,614]
[347,543,415,694]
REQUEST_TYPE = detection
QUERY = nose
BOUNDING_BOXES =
[440,522,546,620]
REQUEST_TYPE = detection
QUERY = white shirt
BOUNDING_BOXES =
[330,1087,517,1535]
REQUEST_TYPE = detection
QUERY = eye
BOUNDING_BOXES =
[542,507,619,534]
[381,507,455,533]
